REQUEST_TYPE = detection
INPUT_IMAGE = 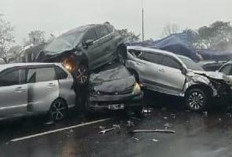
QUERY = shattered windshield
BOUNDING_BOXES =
[179,56,204,71]
[90,66,132,83]
[44,28,86,54]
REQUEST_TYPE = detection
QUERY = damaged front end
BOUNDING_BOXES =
[185,71,232,98]
[88,64,143,111]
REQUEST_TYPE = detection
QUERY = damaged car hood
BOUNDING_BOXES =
[90,65,136,94]
[192,70,225,80]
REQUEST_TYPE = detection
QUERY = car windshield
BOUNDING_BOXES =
[179,56,204,71]
[90,65,132,83]
[44,27,87,54]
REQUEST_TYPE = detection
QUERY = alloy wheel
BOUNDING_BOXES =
[187,91,205,110]
[50,100,67,121]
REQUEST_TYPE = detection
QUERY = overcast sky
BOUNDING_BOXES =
[0,0,231,44]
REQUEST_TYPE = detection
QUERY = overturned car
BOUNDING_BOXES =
[85,64,143,114]
[126,46,232,111]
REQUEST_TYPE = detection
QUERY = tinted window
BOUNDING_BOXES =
[162,56,182,69]
[106,25,114,33]
[220,65,232,75]
[179,56,203,71]
[27,67,56,83]
[139,51,163,64]
[82,29,97,43]
[0,69,25,86]
[55,66,68,79]
[95,26,109,39]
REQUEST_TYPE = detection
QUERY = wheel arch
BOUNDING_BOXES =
[185,84,213,98]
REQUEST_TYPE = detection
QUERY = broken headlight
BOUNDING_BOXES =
[132,83,141,95]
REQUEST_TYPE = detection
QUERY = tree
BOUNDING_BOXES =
[25,30,45,46]
[117,29,140,41]
[0,14,15,63]
[162,24,180,37]
[194,21,232,50]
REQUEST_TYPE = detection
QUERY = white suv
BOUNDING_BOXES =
[126,46,230,111]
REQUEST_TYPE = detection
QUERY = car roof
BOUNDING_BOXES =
[61,23,108,36]
[127,46,180,58]
[0,62,62,72]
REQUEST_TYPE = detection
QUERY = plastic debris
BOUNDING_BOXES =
[203,111,208,117]
[170,114,176,119]
[164,123,172,128]
[163,117,168,120]
[132,137,139,141]
[127,120,135,128]
[99,127,115,134]
[130,129,175,134]
[152,139,158,142]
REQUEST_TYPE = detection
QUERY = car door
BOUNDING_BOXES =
[158,55,186,95]
[93,25,112,67]
[27,66,59,112]
[135,51,165,88]
[81,28,101,69]
[0,68,27,117]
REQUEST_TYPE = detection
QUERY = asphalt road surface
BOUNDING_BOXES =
[1,91,232,157]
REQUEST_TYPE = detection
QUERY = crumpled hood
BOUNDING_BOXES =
[92,76,136,94]
[192,70,225,80]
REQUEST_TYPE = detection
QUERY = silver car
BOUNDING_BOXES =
[0,63,76,121]
[126,46,231,111]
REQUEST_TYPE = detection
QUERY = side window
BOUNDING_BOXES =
[0,69,25,86]
[106,25,114,33]
[161,56,182,69]
[55,66,68,80]
[139,51,163,64]
[82,29,97,43]
[27,67,56,83]
[220,65,232,75]
[95,26,109,39]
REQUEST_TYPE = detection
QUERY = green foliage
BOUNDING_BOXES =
[117,29,140,41]
[194,21,232,51]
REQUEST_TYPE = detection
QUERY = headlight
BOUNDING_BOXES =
[63,59,74,72]
[132,83,141,95]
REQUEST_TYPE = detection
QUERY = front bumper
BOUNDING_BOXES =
[89,92,143,110]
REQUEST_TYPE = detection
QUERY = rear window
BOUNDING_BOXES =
[27,67,56,83]
[55,66,68,79]
[95,26,109,39]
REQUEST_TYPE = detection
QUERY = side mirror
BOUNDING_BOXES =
[83,39,94,48]
[181,67,187,75]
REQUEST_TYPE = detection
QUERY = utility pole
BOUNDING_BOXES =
[141,0,145,41]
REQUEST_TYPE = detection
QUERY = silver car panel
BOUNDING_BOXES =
[126,46,225,97]
[0,63,75,119]
[0,84,28,117]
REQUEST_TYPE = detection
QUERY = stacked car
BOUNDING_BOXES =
[1,22,232,122]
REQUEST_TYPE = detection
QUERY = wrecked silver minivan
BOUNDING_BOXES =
[86,64,143,114]
[126,46,232,111]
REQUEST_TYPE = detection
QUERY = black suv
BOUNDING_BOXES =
[36,22,125,84]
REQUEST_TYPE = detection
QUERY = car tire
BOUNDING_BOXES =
[75,64,89,86]
[185,88,208,111]
[49,99,68,121]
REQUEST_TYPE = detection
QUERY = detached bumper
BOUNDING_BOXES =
[89,92,143,110]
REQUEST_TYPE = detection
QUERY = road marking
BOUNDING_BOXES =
[10,118,111,142]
